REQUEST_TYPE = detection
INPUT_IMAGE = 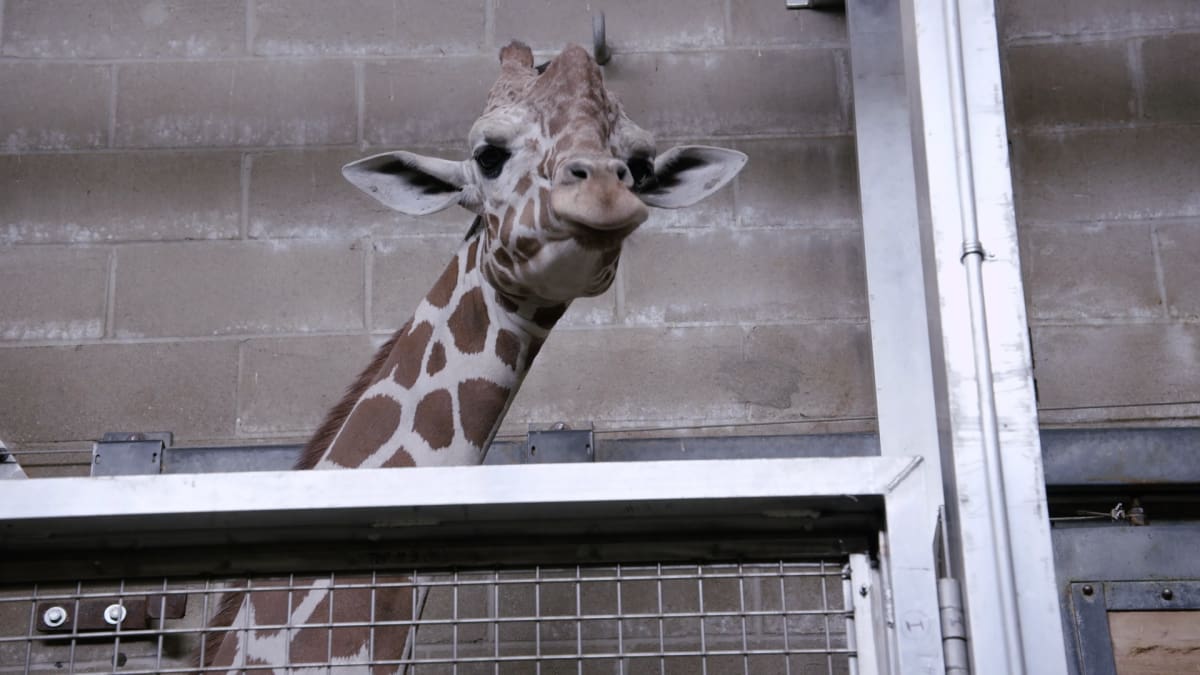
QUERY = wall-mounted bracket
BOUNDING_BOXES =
[91,432,173,477]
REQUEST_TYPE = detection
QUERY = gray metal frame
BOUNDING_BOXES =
[0,455,943,673]
[1054,522,1200,675]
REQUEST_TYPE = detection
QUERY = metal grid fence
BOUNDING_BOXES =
[0,561,852,674]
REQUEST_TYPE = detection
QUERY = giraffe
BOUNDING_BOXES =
[200,41,745,673]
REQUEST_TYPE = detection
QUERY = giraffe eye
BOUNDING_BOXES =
[628,156,654,189]
[474,145,511,179]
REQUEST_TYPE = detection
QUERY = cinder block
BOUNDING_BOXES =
[1012,127,1200,224]
[115,61,356,148]
[0,246,109,341]
[1142,34,1200,124]
[371,235,468,329]
[505,326,748,430]
[248,148,471,239]
[254,0,485,56]
[0,152,241,243]
[729,0,847,46]
[1004,41,1135,128]
[494,0,725,51]
[1022,224,1162,320]
[0,341,238,444]
[997,0,1200,40]
[237,334,376,435]
[0,63,111,151]
[742,323,876,422]
[362,56,494,147]
[2,0,245,58]
[1032,324,1200,415]
[113,240,365,337]
[735,137,861,228]
[609,49,848,139]
[622,229,868,324]
[1157,222,1200,318]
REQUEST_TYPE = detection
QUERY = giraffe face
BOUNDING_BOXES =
[344,42,747,305]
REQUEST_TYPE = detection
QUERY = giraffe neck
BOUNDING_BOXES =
[306,231,562,471]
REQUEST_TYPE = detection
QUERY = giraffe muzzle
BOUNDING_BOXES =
[550,157,649,233]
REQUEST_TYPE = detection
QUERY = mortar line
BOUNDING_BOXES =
[108,64,119,148]
[364,237,374,332]
[0,0,6,53]
[104,247,118,339]
[0,43,852,66]
[355,60,365,149]
[1128,37,1146,121]
[722,0,734,46]
[234,338,247,437]
[240,153,252,239]
[484,0,495,49]
[1006,27,1200,48]
[1148,224,1171,320]
[245,0,256,55]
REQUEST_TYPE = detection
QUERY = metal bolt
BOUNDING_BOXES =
[42,606,68,628]
[859,585,869,597]
[1162,588,1174,601]
[103,604,127,626]
[1081,585,1094,596]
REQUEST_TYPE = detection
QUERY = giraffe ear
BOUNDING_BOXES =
[342,151,472,215]
[638,146,747,209]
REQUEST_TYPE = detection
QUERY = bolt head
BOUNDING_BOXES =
[103,604,127,625]
[42,606,68,628]
[1081,584,1094,596]
[1162,588,1174,601]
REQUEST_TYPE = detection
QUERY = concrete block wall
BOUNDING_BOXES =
[998,0,1200,428]
[2,1,1198,475]
[0,1,867,476]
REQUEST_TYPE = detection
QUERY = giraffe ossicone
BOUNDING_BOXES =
[201,40,745,673]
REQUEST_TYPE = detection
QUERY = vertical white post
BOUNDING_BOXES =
[896,0,1069,673]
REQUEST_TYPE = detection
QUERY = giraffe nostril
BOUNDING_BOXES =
[616,166,627,181]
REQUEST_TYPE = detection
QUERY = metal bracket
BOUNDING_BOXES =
[593,13,611,65]
[37,594,186,634]
[786,0,844,9]
[522,424,594,463]
[0,442,27,480]
[91,432,173,476]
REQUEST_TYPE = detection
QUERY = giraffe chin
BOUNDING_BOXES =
[557,217,641,250]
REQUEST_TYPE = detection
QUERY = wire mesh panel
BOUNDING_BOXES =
[0,562,852,674]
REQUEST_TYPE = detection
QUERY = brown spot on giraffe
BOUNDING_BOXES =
[458,378,512,448]
[426,255,458,309]
[385,321,433,389]
[413,389,454,449]
[465,237,479,273]
[380,446,415,468]
[448,287,489,354]
[500,205,515,245]
[494,246,515,269]
[514,173,533,196]
[427,341,447,375]
[496,329,521,369]
[515,235,542,260]
[324,395,402,468]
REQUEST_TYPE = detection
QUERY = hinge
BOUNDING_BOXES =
[91,432,173,476]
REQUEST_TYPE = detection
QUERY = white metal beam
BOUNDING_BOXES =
[897,0,1069,672]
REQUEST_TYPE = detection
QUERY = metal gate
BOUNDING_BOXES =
[0,456,935,673]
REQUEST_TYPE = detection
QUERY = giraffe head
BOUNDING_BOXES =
[344,41,746,305]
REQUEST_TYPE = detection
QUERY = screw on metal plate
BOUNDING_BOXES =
[1081,584,1094,596]
[103,604,127,626]
[1161,588,1174,601]
[42,606,68,628]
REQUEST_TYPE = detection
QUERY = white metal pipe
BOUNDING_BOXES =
[941,0,1026,670]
